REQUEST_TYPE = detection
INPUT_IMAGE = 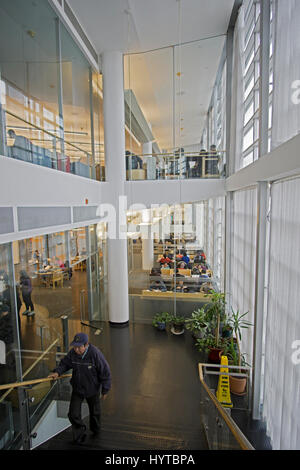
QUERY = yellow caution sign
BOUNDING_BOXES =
[216,355,233,408]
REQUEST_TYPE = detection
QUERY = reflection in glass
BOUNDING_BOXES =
[124,36,226,181]
[127,202,225,324]
[0,0,104,179]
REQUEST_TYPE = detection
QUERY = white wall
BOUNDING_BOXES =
[125,179,226,208]
[0,155,103,207]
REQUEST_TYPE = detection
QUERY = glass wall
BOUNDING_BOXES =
[0,0,104,180]
[127,202,222,323]
[124,35,227,181]
[0,222,108,448]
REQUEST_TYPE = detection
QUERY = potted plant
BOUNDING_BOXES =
[152,312,171,331]
[203,290,227,362]
[226,308,253,395]
[196,333,229,362]
[221,319,233,339]
[185,308,208,339]
[170,314,186,335]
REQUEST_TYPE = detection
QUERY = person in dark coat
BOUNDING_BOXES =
[0,272,13,347]
[48,332,111,444]
[20,271,35,316]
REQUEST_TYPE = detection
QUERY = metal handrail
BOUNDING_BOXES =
[0,374,72,392]
[5,109,92,160]
[198,363,254,450]
[0,339,60,402]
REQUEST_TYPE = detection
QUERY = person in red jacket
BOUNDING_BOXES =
[158,253,171,265]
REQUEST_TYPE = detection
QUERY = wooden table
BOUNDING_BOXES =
[37,270,64,288]
[141,289,211,301]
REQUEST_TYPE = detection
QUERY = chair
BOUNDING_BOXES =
[50,270,64,289]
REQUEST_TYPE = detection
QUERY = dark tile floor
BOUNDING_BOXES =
[35,322,271,451]
[36,322,209,450]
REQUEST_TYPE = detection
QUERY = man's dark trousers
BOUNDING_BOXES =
[68,391,101,441]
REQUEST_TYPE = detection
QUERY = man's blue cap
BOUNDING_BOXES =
[70,332,88,347]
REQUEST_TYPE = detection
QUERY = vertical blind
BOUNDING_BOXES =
[263,176,300,450]
[230,187,257,367]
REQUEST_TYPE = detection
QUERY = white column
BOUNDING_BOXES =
[142,238,153,270]
[141,209,153,270]
[143,141,156,180]
[102,50,129,326]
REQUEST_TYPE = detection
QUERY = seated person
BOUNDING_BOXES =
[149,279,167,292]
[178,261,187,270]
[200,281,214,294]
[158,253,172,265]
[173,267,185,278]
[192,264,201,275]
[161,262,171,271]
[193,250,206,264]
[125,150,143,170]
[175,250,183,261]
[43,259,53,271]
[164,249,173,260]
[198,268,209,286]
[173,278,185,292]
[200,268,209,278]
[150,267,161,278]
[181,251,190,265]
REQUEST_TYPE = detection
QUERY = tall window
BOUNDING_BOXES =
[268,0,275,152]
[242,0,261,167]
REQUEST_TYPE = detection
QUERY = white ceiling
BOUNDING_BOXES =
[68,0,235,150]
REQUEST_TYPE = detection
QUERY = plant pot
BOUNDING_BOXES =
[171,322,185,335]
[156,321,166,331]
[192,330,205,340]
[229,375,247,396]
[208,347,223,363]
[222,328,233,339]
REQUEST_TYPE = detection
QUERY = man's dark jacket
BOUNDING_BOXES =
[54,344,111,398]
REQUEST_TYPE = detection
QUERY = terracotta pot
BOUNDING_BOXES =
[208,347,223,363]
[229,375,247,396]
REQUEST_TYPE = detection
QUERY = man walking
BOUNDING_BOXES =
[48,332,111,444]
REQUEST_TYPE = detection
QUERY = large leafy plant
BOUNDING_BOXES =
[227,308,253,368]
[204,290,226,348]
[185,308,208,334]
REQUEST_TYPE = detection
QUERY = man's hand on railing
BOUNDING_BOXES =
[48,372,59,380]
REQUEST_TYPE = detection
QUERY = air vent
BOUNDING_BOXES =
[0,208,14,235]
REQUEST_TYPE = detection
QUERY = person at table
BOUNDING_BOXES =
[192,264,201,275]
[173,267,185,278]
[158,253,172,266]
[175,250,183,261]
[181,251,190,265]
[198,268,209,286]
[164,249,173,261]
[200,281,214,294]
[193,250,206,264]
[161,262,171,271]
[178,261,187,269]
[149,278,167,292]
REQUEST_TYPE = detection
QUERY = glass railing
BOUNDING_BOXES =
[0,315,68,450]
[126,150,226,181]
[2,110,105,181]
[198,363,254,450]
